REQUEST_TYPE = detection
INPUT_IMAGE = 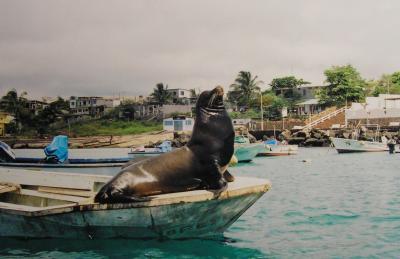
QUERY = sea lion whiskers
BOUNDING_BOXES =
[208,93,216,107]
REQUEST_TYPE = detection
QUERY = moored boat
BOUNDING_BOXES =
[0,168,271,239]
[128,141,173,157]
[234,136,264,163]
[258,143,298,157]
[330,137,389,153]
[0,137,131,169]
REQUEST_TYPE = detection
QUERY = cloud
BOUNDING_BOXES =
[0,0,399,98]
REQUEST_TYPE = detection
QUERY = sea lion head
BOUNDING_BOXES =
[195,85,225,114]
[189,86,234,166]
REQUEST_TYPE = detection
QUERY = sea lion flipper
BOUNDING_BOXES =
[223,170,235,182]
[95,185,151,204]
[172,178,203,191]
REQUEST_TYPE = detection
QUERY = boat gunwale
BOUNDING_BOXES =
[0,177,271,217]
[0,162,124,168]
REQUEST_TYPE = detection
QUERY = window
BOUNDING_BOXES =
[186,120,192,125]
[180,91,184,96]
[164,121,173,126]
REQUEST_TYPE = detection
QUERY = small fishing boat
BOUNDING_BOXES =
[234,136,264,163]
[330,137,389,153]
[0,168,271,239]
[128,141,173,157]
[257,139,298,157]
[0,137,131,169]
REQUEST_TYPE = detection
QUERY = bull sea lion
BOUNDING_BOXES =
[95,86,235,203]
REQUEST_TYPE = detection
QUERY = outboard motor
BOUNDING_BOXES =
[0,141,16,162]
[387,138,396,154]
[44,135,69,164]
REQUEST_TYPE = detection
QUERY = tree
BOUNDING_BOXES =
[269,76,310,99]
[230,71,263,107]
[0,89,31,133]
[316,65,366,106]
[265,94,288,119]
[119,100,136,120]
[367,72,400,96]
[35,97,70,134]
[151,83,172,106]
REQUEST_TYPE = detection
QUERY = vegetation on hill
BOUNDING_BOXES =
[67,120,162,136]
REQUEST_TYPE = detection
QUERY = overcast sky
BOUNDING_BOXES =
[0,0,399,98]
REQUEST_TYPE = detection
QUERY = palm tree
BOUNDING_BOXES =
[230,71,263,107]
[151,83,172,106]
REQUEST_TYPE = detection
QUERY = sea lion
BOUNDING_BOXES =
[95,86,235,203]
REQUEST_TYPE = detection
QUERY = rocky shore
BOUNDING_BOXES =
[3,126,400,150]
[253,127,400,146]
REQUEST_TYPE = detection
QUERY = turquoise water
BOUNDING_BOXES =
[1,147,400,258]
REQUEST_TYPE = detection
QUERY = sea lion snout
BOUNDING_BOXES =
[213,86,224,96]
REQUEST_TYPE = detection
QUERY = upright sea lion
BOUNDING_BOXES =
[95,86,235,203]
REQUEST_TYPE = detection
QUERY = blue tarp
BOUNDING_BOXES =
[158,141,172,153]
[265,139,278,145]
[44,135,69,163]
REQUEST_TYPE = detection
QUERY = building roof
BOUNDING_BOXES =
[167,88,191,91]
[296,85,326,89]
[296,98,320,105]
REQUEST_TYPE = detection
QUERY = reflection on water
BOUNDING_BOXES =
[0,237,267,258]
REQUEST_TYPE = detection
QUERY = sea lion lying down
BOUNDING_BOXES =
[95,86,235,203]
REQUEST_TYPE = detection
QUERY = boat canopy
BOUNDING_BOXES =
[44,135,68,163]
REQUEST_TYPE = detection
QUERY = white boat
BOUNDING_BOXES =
[330,137,389,153]
[258,144,298,157]
[128,141,173,157]
[0,169,271,239]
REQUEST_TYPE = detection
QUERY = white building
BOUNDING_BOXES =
[293,85,326,116]
[163,116,194,132]
[69,96,121,118]
[296,99,324,115]
[167,88,193,104]
[294,85,324,99]
[346,94,400,125]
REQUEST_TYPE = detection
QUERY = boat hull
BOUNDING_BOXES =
[257,145,298,157]
[0,170,271,239]
[0,192,263,239]
[330,137,388,153]
[234,144,264,163]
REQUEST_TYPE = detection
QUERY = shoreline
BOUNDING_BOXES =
[1,131,174,149]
